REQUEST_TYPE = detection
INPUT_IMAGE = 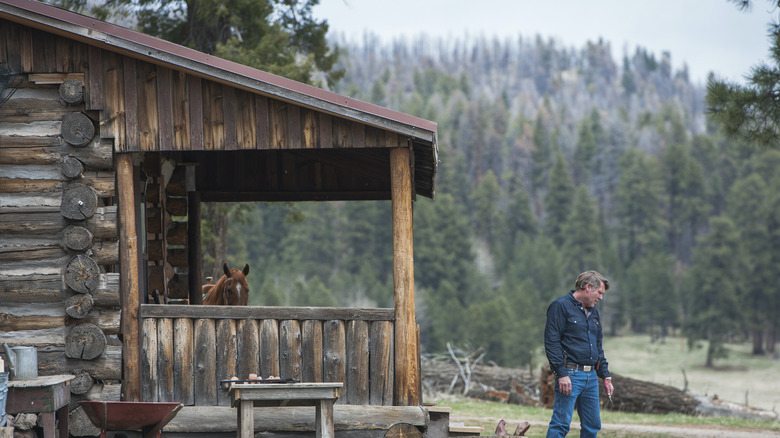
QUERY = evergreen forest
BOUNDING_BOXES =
[219,32,780,369]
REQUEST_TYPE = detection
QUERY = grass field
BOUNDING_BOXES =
[604,335,780,411]
[427,335,780,436]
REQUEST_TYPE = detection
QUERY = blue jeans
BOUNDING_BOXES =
[546,369,601,438]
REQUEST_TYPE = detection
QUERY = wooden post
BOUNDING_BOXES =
[188,191,202,304]
[390,147,419,406]
[117,153,141,401]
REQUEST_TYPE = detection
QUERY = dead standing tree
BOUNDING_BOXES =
[446,343,486,395]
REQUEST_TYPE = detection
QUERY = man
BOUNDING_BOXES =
[544,270,614,438]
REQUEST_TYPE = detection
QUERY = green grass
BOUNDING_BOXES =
[604,335,780,411]
[427,335,780,436]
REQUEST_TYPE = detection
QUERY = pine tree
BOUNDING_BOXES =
[561,185,602,274]
[727,173,772,354]
[543,148,575,246]
[613,148,667,266]
[706,1,780,148]
[684,216,744,368]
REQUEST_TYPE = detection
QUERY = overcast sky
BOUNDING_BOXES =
[314,0,777,86]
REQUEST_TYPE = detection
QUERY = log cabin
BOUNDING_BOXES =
[0,0,484,436]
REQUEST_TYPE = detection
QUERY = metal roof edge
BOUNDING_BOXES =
[0,0,437,142]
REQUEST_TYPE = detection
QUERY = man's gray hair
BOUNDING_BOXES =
[575,270,609,291]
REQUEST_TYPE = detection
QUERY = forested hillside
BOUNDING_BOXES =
[224,33,780,368]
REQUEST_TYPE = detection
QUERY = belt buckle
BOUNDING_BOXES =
[583,365,592,372]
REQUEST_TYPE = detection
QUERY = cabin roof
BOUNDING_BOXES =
[0,0,438,198]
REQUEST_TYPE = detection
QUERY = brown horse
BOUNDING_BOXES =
[202,263,250,305]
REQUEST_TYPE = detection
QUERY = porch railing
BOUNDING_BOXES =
[139,305,395,406]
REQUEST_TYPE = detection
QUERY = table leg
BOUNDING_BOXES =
[315,399,335,438]
[56,405,69,438]
[237,400,254,438]
[39,412,54,438]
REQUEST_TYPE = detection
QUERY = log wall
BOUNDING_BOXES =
[0,21,119,403]
[139,305,395,407]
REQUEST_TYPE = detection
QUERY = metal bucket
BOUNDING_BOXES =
[3,345,38,380]
[0,372,8,427]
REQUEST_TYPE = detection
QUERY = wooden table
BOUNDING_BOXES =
[7,375,74,438]
[226,382,342,438]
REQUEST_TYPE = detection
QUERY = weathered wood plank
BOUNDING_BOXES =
[166,405,428,433]
[157,66,174,151]
[215,319,237,406]
[323,320,346,404]
[302,109,317,149]
[346,320,369,405]
[142,317,159,402]
[255,94,269,149]
[301,320,323,383]
[269,99,287,149]
[0,206,116,237]
[222,86,237,150]
[288,103,301,148]
[236,319,259,380]
[260,319,280,378]
[188,76,203,151]
[0,171,115,196]
[203,81,224,151]
[102,51,125,148]
[138,61,159,151]
[157,317,175,402]
[0,136,113,169]
[38,345,122,380]
[87,45,103,110]
[0,273,119,305]
[171,70,190,150]
[236,89,256,149]
[140,305,394,321]
[279,319,302,381]
[194,318,217,405]
[0,306,119,335]
[370,320,394,406]
[174,318,195,405]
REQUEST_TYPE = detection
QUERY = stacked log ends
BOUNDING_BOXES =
[65,254,100,293]
[61,112,95,146]
[63,225,94,251]
[65,323,107,360]
[70,371,94,395]
[59,79,84,105]
[65,293,94,319]
[61,156,84,179]
[61,183,98,220]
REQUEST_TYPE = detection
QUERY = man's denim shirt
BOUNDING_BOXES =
[544,290,610,379]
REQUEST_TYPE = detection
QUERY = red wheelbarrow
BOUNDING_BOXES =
[80,401,183,438]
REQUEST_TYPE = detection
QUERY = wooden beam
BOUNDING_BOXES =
[140,305,394,321]
[188,191,203,304]
[117,153,141,401]
[390,147,418,406]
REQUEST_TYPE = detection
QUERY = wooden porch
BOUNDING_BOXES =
[139,305,398,407]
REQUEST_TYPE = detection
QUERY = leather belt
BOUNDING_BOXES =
[565,363,594,372]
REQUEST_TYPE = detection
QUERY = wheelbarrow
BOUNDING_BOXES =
[80,401,183,438]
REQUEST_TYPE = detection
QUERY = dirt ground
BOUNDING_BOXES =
[451,416,780,437]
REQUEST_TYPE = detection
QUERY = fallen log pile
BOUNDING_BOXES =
[422,357,778,421]
[421,355,540,406]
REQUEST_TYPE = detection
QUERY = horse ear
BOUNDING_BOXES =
[223,263,230,276]
[243,264,250,276]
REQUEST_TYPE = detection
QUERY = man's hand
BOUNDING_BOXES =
[558,376,572,396]
[604,378,614,396]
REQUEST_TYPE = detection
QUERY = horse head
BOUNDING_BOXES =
[202,262,250,305]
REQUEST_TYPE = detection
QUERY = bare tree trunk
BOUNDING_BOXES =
[201,203,229,281]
